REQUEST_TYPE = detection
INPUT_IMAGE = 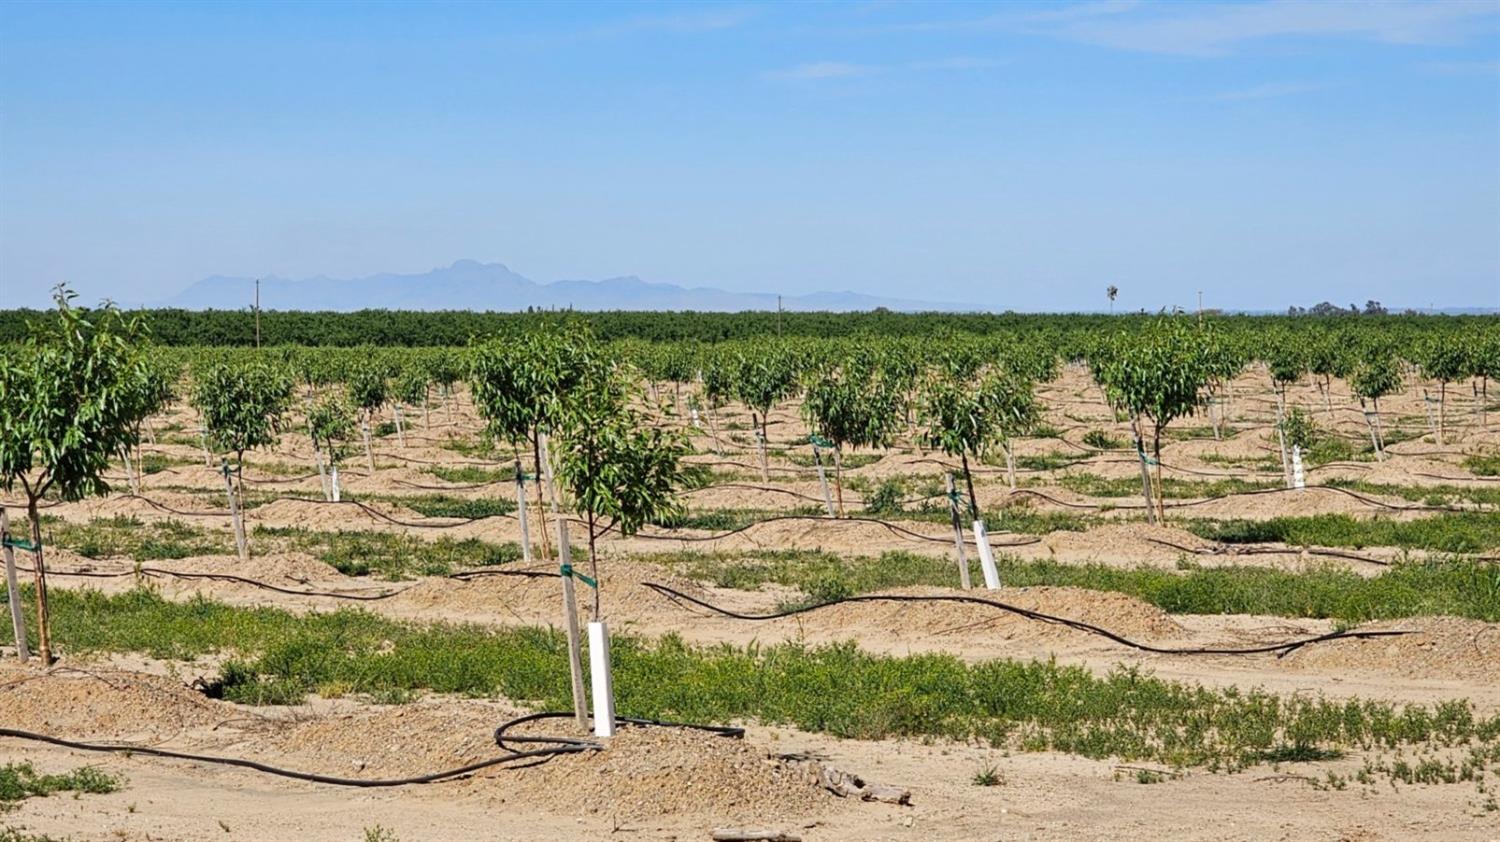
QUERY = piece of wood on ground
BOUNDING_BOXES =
[710,829,801,842]
[816,764,912,805]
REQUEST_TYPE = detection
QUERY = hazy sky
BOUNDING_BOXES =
[2,0,1498,311]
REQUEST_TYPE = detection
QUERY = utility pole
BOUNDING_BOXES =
[777,295,783,337]
[1197,290,1203,324]
[254,278,262,348]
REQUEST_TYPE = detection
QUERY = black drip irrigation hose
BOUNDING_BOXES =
[629,513,1041,550]
[0,714,742,789]
[1139,537,1394,568]
[26,564,554,601]
[641,582,1414,658]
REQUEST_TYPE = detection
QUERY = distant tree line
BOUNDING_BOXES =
[0,306,1492,347]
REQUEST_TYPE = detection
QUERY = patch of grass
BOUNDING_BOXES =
[368,494,516,520]
[43,515,233,561]
[1324,479,1500,509]
[1187,512,1500,554]
[0,763,122,810]
[139,453,196,475]
[784,452,882,470]
[1029,423,1064,439]
[971,765,1003,786]
[650,506,825,531]
[436,437,501,459]
[1462,454,1500,477]
[1081,430,1124,450]
[1013,453,1082,471]
[1164,426,1217,442]
[7,588,1498,772]
[649,550,1500,623]
[255,526,521,579]
[1055,473,1278,499]
[424,464,515,484]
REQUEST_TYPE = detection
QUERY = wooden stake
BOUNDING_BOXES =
[361,418,376,476]
[1,508,30,662]
[394,405,406,448]
[515,460,532,565]
[222,463,248,561]
[557,517,589,730]
[813,447,835,517]
[944,474,971,590]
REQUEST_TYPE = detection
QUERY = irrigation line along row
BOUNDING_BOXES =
[0,714,741,789]
[13,563,554,601]
[641,582,1414,658]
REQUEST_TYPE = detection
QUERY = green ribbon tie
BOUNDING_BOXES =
[560,563,597,589]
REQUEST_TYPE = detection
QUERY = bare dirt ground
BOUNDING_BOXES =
[3,364,1498,840]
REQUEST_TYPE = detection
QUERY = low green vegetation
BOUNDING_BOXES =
[1187,512,1500,554]
[784,451,881,470]
[424,464,515,484]
[0,762,121,810]
[6,587,1497,771]
[1053,473,1278,499]
[41,515,232,561]
[647,549,1500,623]
[365,494,516,520]
[256,526,521,579]
[1324,478,1500,508]
[1081,429,1125,450]
[1463,453,1500,477]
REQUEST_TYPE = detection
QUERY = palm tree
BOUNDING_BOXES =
[1106,285,1119,314]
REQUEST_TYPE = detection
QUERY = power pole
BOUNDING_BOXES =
[1197,290,1203,324]
[254,278,262,348]
[777,295,783,337]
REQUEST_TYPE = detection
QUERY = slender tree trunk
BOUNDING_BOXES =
[959,451,979,521]
[1130,417,1156,525]
[314,443,329,501]
[1438,381,1446,446]
[118,444,139,495]
[26,497,52,665]
[531,431,553,561]
[1151,428,1167,523]
[394,404,406,448]
[753,411,768,482]
[361,413,375,475]
[832,446,844,518]
[587,510,601,619]
[1003,440,1016,491]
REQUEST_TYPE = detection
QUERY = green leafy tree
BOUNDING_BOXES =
[801,359,902,516]
[0,288,149,663]
[1415,336,1468,445]
[1092,316,1214,522]
[192,360,292,558]
[554,372,687,617]
[733,346,798,481]
[1350,349,1402,458]
[307,394,356,500]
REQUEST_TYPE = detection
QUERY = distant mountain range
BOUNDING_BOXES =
[163,261,968,312]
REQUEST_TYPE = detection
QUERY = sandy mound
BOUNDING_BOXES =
[784,585,1183,645]
[503,724,826,821]
[1040,522,1212,562]
[1283,616,1500,683]
[0,663,226,742]
[168,552,342,583]
[389,561,705,625]
[1175,486,1385,519]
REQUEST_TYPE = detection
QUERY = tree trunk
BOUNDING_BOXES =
[224,464,248,561]
[26,498,52,665]
[1151,427,1167,523]
[314,444,329,501]
[1003,441,1016,491]
[119,444,139,496]
[587,510,601,620]
[1130,417,1156,525]
[959,451,979,521]
[753,412,769,482]
[832,446,844,518]
[361,415,375,475]
[531,432,553,561]
[1438,381,1446,446]
[394,404,406,448]
[943,474,971,590]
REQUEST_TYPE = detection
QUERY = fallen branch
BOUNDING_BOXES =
[817,764,911,805]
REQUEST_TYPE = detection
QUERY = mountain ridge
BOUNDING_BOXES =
[163,261,968,312]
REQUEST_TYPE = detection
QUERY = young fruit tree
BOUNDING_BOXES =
[800,359,902,517]
[1416,336,1468,446]
[307,395,356,501]
[0,289,150,664]
[733,347,798,481]
[1350,349,1402,459]
[1092,316,1215,523]
[554,371,687,617]
[346,361,389,474]
[1306,334,1353,422]
[192,360,293,559]
[394,365,430,441]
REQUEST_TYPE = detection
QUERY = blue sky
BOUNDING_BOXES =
[1,0,1497,311]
